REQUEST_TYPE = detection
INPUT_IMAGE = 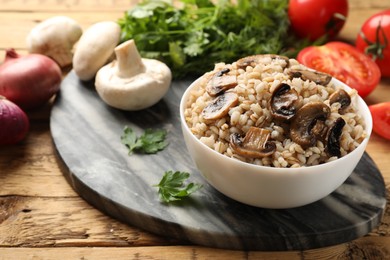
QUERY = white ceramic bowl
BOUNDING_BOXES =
[180,77,372,209]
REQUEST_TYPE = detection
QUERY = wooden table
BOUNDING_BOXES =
[1,1,389,259]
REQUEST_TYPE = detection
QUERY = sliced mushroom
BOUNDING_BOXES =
[269,83,301,121]
[311,120,328,141]
[329,89,351,112]
[236,54,289,69]
[290,102,331,149]
[230,127,276,158]
[202,92,238,121]
[325,117,346,158]
[288,69,332,86]
[206,68,237,96]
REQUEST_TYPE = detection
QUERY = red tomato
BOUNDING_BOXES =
[369,102,390,140]
[288,0,348,41]
[297,41,381,98]
[356,10,390,77]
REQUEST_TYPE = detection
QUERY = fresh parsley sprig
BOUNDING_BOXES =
[154,171,203,203]
[121,126,168,154]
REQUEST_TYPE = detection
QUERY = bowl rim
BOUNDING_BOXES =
[180,74,373,175]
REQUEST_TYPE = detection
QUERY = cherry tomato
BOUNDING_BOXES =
[297,41,381,98]
[356,10,390,77]
[369,102,390,140]
[288,0,348,41]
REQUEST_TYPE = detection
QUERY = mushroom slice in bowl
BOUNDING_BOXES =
[329,89,351,113]
[290,102,331,149]
[202,92,238,121]
[236,54,289,69]
[206,68,238,96]
[325,117,346,158]
[288,69,332,86]
[230,127,276,158]
[269,83,302,121]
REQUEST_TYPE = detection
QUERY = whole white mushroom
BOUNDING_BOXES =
[73,21,121,81]
[26,16,82,67]
[95,39,172,111]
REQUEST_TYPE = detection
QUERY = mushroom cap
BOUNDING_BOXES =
[201,92,239,121]
[205,68,237,96]
[95,58,172,111]
[325,117,346,157]
[290,102,331,149]
[27,16,82,67]
[269,83,301,121]
[329,89,351,112]
[230,127,276,158]
[288,69,332,86]
[236,54,289,69]
[73,21,121,81]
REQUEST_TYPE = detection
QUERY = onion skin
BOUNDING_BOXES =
[0,96,30,145]
[0,49,62,110]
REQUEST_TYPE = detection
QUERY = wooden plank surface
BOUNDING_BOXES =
[0,0,388,10]
[0,0,137,11]
[1,0,390,259]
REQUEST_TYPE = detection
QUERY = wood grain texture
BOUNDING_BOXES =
[0,0,138,11]
[0,0,387,10]
[0,240,389,260]
[1,0,390,259]
[0,196,180,247]
[0,12,124,50]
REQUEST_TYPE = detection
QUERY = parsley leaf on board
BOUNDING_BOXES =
[154,171,203,203]
[121,126,168,155]
[118,0,306,78]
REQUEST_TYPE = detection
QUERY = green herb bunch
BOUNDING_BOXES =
[118,0,291,78]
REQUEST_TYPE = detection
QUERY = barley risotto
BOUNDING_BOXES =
[184,55,367,168]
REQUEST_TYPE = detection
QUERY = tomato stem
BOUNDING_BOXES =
[360,19,388,61]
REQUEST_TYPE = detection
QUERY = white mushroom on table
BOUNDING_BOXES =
[95,39,172,111]
[73,21,121,81]
[27,16,82,68]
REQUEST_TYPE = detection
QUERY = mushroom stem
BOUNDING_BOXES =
[114,39,146,78]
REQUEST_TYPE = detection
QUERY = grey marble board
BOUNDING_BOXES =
[50,70,387,251]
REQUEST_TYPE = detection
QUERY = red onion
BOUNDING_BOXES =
[0,96,30,145]
[0,49,62,110]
